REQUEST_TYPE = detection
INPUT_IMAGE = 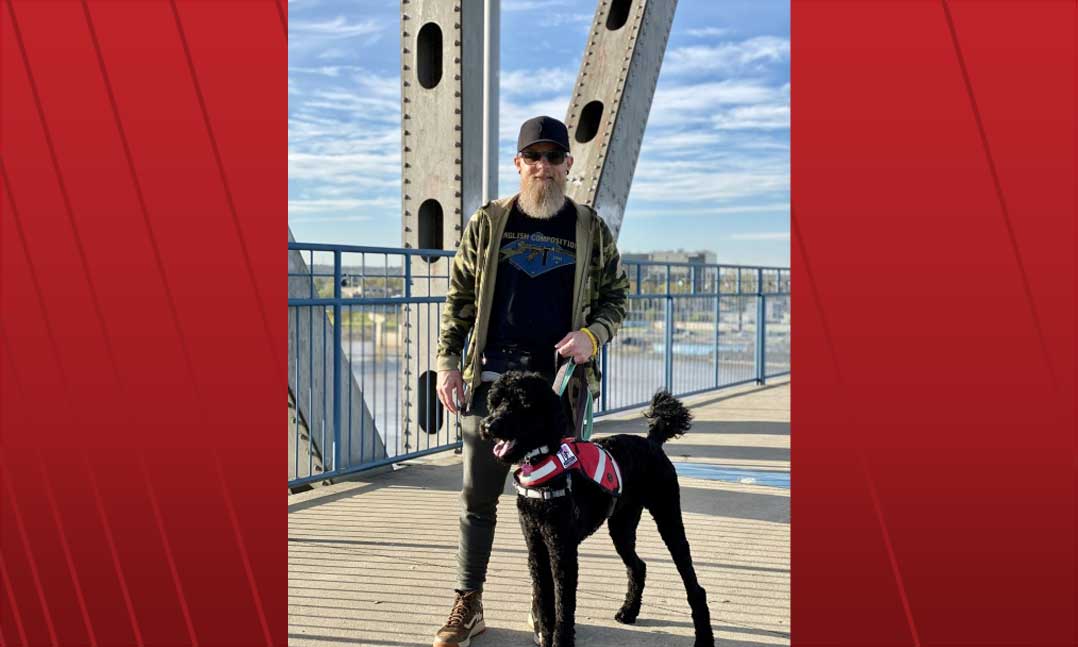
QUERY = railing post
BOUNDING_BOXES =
[333,250,343,472]
[664,296,674,392]
[736,269,743,332]
[755,267,765,385]
[714,267,722,389]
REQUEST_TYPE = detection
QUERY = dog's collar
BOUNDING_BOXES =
[519,437,576,465]
[514,473,572,500]
[521,445,551,464]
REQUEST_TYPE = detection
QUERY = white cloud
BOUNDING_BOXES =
[629,204,790,219]
[288,214,375,223]
[503,0,574,11]
[539,13,593,28]
[646,80,783,128]
[289,67,404,224]
[686,27,732,39]
[664,36,789,77]
[629,155,788,205]
[712,104,790,130]
[289,198,397,215]
[290,16,385,41]
[316,48,352,60]
[501,67,577,97]
[296,73,401,125]
[289,64,364,78]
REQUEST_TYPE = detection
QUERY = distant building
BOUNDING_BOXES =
[621,250,719,293]
[622,250,717,265]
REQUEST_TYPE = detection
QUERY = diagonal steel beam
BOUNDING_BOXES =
[564,0,678,239]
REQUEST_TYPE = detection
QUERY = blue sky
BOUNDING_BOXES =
[288,0,790,266]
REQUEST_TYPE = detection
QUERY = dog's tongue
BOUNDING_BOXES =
[493,439,516,458]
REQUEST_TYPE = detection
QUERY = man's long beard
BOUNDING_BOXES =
[518,172,567,219]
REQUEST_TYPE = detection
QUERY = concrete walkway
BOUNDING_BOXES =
[289,377,790,647]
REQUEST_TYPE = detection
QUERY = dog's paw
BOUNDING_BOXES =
[614,608,638,624]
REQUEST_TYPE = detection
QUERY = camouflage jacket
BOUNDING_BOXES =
[436,194,630,404]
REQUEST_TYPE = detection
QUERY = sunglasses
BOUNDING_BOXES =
[519,150,567,165]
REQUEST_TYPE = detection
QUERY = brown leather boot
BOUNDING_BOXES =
[433,590,485,647]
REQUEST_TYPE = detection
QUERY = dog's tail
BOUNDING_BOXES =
[643,390,692,445]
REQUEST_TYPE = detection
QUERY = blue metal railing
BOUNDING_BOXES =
[288,242,789,488]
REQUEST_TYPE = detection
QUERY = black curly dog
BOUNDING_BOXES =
[480,371,714,647]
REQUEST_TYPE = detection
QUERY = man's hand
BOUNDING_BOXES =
[437,370,466,415]
[555,331,594,364]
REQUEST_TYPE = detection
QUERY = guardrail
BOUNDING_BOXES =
[288,242,789,489]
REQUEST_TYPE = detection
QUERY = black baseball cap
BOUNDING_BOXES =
[517,116,570,153]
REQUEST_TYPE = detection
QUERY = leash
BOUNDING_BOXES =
[555,361,594,441]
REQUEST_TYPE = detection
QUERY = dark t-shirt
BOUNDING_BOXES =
[486,200,577,352]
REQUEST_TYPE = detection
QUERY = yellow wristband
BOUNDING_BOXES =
[580,328,599,357]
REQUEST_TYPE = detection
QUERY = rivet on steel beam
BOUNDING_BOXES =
[454,74,461,80]
[455,191,461,197]
[404,178,411,184]
[402,14,409,19]
[404,147,411,152]
[404,114,411,119]
[454,208,462,214]
[454,58,461,64]
[454,175,461,181]
[454,23,460,28]
[404,242,412,247]
[454,158,462,164]
[405,194,411,199]
[403,48,410,54]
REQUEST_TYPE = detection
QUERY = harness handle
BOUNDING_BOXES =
[554,361,594,441]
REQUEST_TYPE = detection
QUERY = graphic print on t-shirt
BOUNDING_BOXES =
[499,231,575,278]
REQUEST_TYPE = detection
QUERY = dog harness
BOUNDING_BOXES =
[513,438,623,500]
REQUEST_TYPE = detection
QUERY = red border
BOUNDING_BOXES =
[2,1,286,644]
[793,1,1075,645]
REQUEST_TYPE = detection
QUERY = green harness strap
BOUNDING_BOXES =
[555,362,594,441]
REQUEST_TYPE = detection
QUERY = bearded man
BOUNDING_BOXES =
[432,116,630,647]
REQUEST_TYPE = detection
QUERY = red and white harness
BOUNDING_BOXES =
[513,438,623,502]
